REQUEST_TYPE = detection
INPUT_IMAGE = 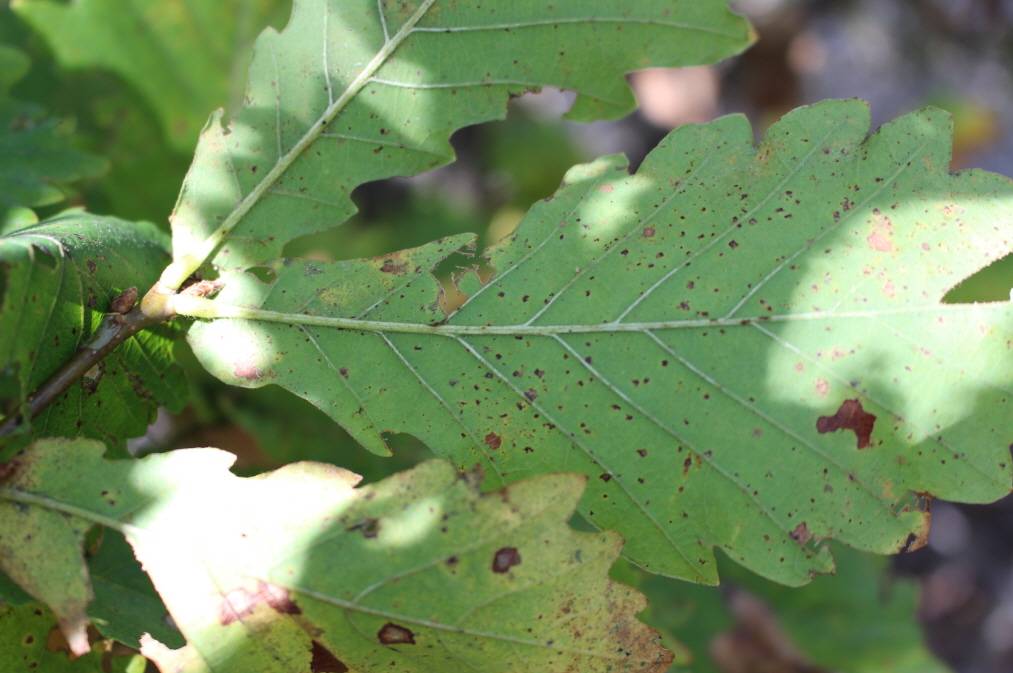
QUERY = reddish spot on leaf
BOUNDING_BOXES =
[816,399,876,449]
[643,226,656,238]
[219,582,300,626]
[378,623,416,645]
[866,218,895,252]
[233,362,264,381]
[815,378,830,397]
[492,547,522,573]
[790,522,812,546]
[599,184,614,193]
[484,432,502,450]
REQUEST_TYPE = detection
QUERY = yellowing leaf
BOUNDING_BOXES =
[0,439,671,672]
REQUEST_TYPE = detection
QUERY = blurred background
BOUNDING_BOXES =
[1,0,1011,671]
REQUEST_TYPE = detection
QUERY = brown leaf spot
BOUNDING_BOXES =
[484,432,502,450]
[219,582,300,626]
[109,287,138,314]
[816,399,876,449]
[790,522,812,546]
[524,389,538,402]
[492,547,522,573]
[311,641,348,672]
[347,518,380,539]
[380,259,407,274]
[378,623,415,645]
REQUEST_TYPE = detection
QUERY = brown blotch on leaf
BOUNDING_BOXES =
[347,518,381,539]
[816,399,876,449]
[380,259,407,274]
[109,287,138,314]
[219,582,300,626]
[311,641,349,672]
[492,546,522,573]
[484,432,502,450]
[790,522,812,546]
[378,623,416,645]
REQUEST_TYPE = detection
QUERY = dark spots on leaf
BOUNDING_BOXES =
[339,367,349,379]
[524,389,538,402]
[311,641,348,672]
[484,432,502,450]
[378,623,415,645]
[219,582,300,626]
[790,522,812,546]
[347,518,380,539]
[599,473,612,482]
[816,399,876,449]
[492,547,521,573]
[637,449,648,458]
[86,260,97,274]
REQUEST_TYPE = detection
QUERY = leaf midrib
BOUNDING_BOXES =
[163,0,438,289]
[171,297,1006,336]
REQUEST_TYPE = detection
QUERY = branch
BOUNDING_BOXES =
[0,289,162,438]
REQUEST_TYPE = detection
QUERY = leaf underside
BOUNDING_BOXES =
[160,0,752,276]
[0,213,186,453]
[186,100,1013,586]
[0,439,672,673]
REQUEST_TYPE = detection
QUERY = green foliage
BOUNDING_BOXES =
[0,213,186,453]
[1,1,1011,671]
[159,0,752,280]
[0,45,105,217]
[620,545,946,673]
[182,99,1013,584]
[14,0,291,152]
[0,438,670,672]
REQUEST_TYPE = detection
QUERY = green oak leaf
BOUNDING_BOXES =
[0,212,186,452]
[88,530,185,649]
[0,438,672,672]
[619,545,946,673]
[178,100,1013,585]
[13,0,291,152]
[0,602,142,673]
[144,0,751,286]
[0,45,106,214]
